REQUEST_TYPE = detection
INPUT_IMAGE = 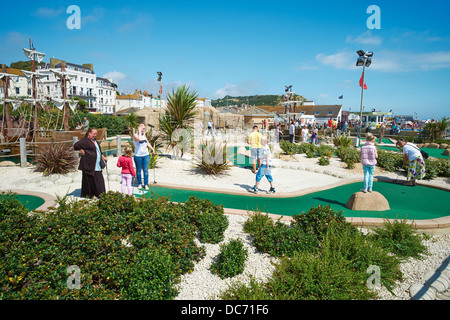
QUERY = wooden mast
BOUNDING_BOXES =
[60,62,70,131]
[1,64,13,130]
[30,47,39,141]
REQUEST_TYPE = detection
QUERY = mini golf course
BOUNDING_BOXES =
[167,145,450,223]
[137,181,450,221]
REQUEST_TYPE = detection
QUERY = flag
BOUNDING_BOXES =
[29,38,35,50]
[338,95,343,99]
[159,85,162,95]
[359,72,367,89]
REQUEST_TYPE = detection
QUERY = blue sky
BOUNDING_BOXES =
[1,0,449,119]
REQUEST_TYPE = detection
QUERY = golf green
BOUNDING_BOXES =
[2,194,46,211]
[138,181,450,221]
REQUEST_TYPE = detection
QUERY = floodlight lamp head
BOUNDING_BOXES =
[157,71,162,81]
[356,58,365,66]
[365,59,372,67]
[356,50,365,57]
[365,52,373,57]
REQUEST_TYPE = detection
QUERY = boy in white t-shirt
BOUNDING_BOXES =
[250,136,275,194]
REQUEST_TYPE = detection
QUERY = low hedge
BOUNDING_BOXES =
[0,192,229,299]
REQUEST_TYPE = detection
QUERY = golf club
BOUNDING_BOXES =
[105,161,110,191]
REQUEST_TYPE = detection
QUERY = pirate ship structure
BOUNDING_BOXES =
[0,42,104,159]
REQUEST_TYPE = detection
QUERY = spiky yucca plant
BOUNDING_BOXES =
[34,142,78,176]
[195,140,230,175]
[165,84,198,128]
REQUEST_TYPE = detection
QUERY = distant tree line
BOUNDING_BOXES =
[211,94,306,108]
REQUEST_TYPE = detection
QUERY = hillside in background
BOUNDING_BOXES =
[2,60,46,71]
[211,94,306,108]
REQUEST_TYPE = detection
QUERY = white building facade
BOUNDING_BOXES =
[96,77,117,114]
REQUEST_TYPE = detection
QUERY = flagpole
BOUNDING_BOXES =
[358,63,366,148]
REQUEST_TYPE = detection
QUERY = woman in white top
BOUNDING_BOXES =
[301,126,309,143]
[133,124,155,190]
[395,139,425,186]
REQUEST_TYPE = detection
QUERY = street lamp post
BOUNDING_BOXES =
[157,71,162,119]
[356,50,373,147]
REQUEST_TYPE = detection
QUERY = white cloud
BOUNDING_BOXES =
[337,80,353,88]
[213,81,262,99]
[116,12,153,33]
[316,52,355,70]
[346,31,383,46]
[371,50,450,72]
[34,7,64,17]
[102,71,127,83]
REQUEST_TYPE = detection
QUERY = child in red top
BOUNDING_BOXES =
[117,147,136,196]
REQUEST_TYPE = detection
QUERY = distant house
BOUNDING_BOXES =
[116,91,143,112]
[237,106,275,128]
[298,105,343,124]
[0,68,28,99]
[96,77,117,114]
[275,102,342,125]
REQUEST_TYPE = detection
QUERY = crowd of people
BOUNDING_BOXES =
[72,120,425,199]
[73,123,155,199]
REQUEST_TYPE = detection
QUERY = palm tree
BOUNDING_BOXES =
[436,117,449,139]
[159,85,198,157]
[424,117,449,141]
[164,84,198,128]
[126,112,138,129]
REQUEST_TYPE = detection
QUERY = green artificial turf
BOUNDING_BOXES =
[377,146,450,159]
[138,181,450,220]
[11,194,46,211]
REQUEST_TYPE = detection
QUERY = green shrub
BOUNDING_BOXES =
[183,196,228,244]
[195,140,231,175]
[297,143,316,154]
[422,158,450,180]
[292,205,348,241]
[219,277,270,300]
[376,149,404,172]
[33,142,78,176]
[436,158,450,177]
[368,217,429,259]
[221,248,377,300]
[72,113,128,136]
[424,158,439,180]
[316,144,335,157]
[196,201,229,244]
[318,156,330,166]
[118,248,179,299]
[333,136,352,148]
[321,222,403,292]
[279,140,297,155]
[211,239,248,279]
[306,150,316,158]
[148,152,160,169]
[336,146,360,169]
[244,212,319,257]
[0,192,206,299]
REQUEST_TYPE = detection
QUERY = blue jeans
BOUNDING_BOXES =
[256,164,273,182]
[134,155,150,186]
[363,165,375,191]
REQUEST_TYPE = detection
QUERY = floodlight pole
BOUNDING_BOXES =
[358,61,366,148]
